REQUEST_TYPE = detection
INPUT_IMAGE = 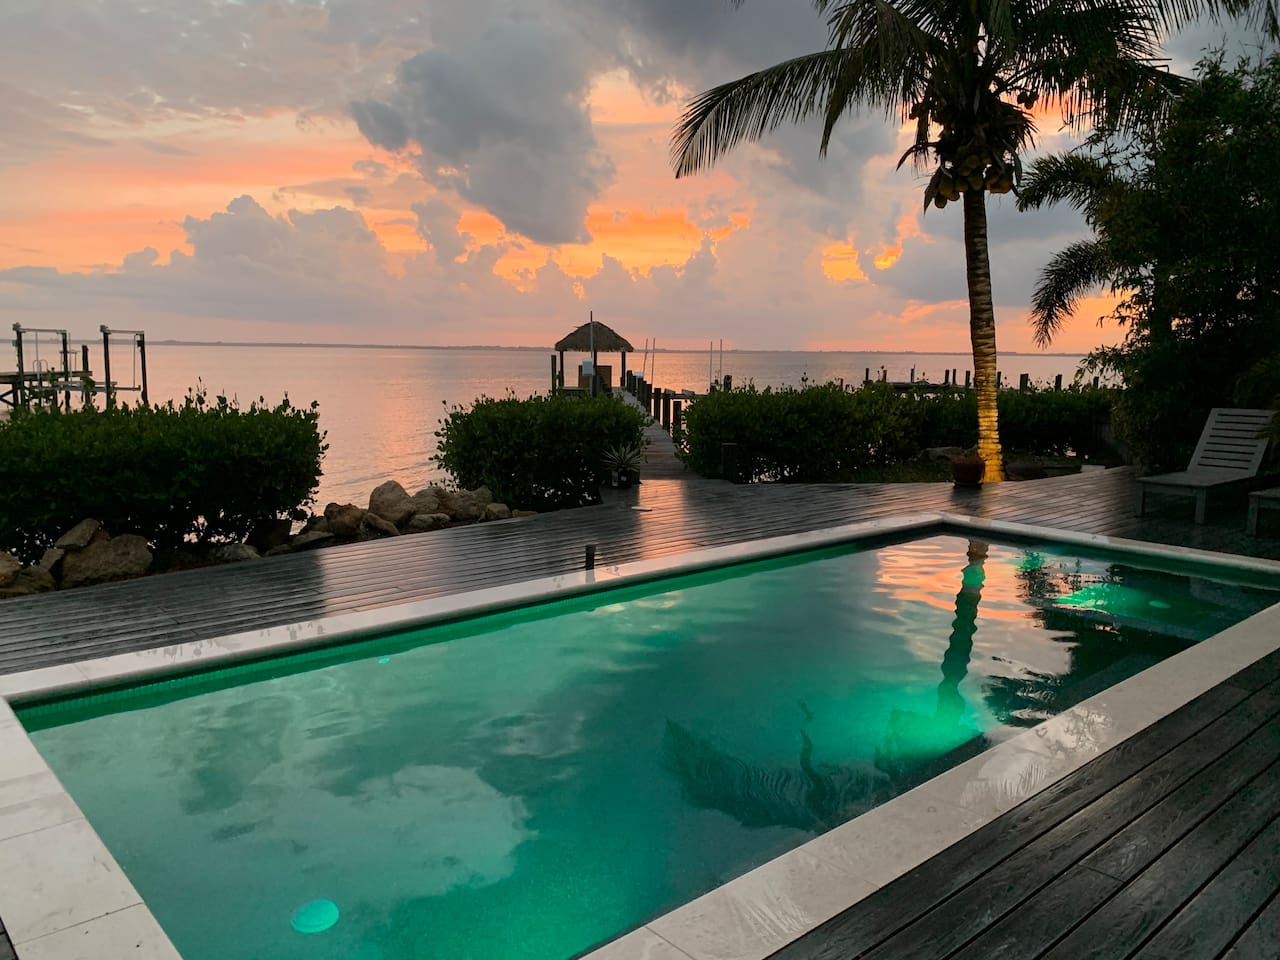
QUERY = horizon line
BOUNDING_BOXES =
[135,340,1085,357]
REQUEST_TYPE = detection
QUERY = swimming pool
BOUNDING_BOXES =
[14,531,1280,960]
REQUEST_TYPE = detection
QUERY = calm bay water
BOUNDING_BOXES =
[4,343,1086,507]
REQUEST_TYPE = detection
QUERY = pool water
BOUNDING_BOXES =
[19,535,1280,960]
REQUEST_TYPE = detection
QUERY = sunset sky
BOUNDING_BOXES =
[0,1,1264,353]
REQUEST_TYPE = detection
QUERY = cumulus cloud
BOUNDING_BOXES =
[353,5,615,245]
[2,0,1275,355]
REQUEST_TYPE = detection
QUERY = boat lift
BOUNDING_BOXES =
[3,322,149,411]
[100,325,149,408]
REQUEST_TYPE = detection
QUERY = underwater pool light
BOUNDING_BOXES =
[291,898,339,934]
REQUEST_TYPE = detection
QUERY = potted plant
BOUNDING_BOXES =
[949,451,986,488]
[603,442,645,489]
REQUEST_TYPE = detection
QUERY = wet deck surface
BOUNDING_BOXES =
[2,442,1280,960]
[1,465,1279,676]
[771,649,1280,960]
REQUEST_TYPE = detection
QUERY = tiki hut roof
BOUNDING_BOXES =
[554,320,634,353]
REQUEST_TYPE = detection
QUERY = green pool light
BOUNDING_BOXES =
[378,657,391,664]
[291,899,339,934]
[1148,600,1172,610]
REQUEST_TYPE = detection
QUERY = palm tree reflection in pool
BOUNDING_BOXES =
[662,541,992,832]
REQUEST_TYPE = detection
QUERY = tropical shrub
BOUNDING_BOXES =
[434,394,646,509]
[681,381,1117,481]
[679,382,919,482]
[0,388,326,563]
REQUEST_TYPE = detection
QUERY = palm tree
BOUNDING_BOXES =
[670,0,1194,483]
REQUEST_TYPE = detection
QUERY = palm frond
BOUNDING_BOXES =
[1030,239,1116,347]
[1017,153,1115,215]
[672,49,854,177]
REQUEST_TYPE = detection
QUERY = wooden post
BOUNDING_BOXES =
[996,370,1003,389]
[551,354,558,394]
[944,370,950,386]
[620,351,627,387]
[909,367,915,383]
[865,367,871,384]
[591,345,599,397]
[661,391,671,430]
[137,333,149,406]
[60,330,71,412]
[723,374,732,391]
[1019,373,1030,392]
[12,323,25,408]
[965,370,972,388]
[652,390,661,419]
[101,325,113,409]
[672,399,683,438]
[952,368,958,386]
[558,350,565,389]
[1054,374,1063,392]
[80,345,91,407]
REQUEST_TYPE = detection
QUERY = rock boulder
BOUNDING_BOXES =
[369,481,416,526]
[0,553,20,587]
[0,567,56,599]
[405,512,451,533]
[483,503,512,522]
[512,509,539,518]
[409,487,444,516]
[324,503,365,539]
[55,519,104,550]
[360,512,400,539]
[37,548,66,575]
[286,529,332,552]
[208,544,261,564]
[60,535,152,588]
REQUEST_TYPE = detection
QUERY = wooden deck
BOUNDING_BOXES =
[2,449,1280,960]
[1,466,1279,676]
[771,649,1280,960]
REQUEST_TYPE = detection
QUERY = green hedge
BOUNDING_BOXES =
[679,382,919,481]
[434,394,647,509]
[681,381,1117,481]
[0,389,326,564]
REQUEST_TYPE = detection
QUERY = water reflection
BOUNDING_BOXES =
[665,541,994,830]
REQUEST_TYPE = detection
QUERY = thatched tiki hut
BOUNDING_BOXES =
[553,316,635,396]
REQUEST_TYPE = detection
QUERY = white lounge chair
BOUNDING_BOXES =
[1135,408,1276,523]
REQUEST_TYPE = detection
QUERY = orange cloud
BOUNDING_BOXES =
[872,210,927,270]
[821,240,868,283]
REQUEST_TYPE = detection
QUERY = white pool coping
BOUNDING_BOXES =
[1,513,1279,960]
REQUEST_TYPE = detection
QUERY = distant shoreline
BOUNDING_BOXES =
[137,341,1084,357]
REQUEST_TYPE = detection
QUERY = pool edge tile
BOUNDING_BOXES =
[12,904,181,960]
[0,819,143,945]
[646,850,878,960]
[580,927,695,960]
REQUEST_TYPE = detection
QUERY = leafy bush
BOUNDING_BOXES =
[680,382,919,481]
[681,381,1117,481]
[0,388,326,563]
[434,394,647,509]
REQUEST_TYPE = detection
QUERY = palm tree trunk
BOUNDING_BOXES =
[963,189,1005,482]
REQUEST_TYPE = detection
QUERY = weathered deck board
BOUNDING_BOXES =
[2,467,1279,675]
